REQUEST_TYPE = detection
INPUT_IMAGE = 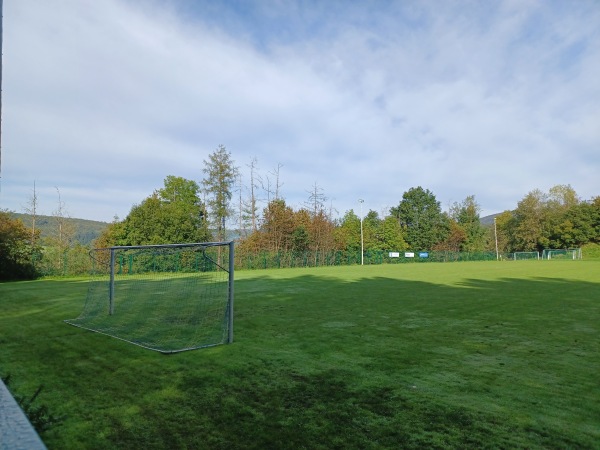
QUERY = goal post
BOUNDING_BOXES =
[65,241,234,353]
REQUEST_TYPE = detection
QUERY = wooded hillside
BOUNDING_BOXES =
[9,213,108,245]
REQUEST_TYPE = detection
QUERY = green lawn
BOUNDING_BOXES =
[1,261,599,449]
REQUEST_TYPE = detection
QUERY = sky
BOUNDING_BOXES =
[1,0,599,223]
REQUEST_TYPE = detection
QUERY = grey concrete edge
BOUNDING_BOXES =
[0,378,47,450]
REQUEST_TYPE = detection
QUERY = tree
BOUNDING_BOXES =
[202,145,239,242]
[508,185,587,252]
[264,163,284,203]
[548,200,598,248]
[22,181,39,246]
[292,208,312,253]
[290,226,310,253]
[236,173,246,238]
[0,211,39,280]
[303,183,336,260]
[391,187,449,250]
[306,208,337,259]
[337,209,405,256]
[449,195,486,252]
[592,196,600,241]
[361,210,380,252]
[111,176,209,246]
[244,157,261,234]
[158,175,202,205]
[434,219,467,252]
[378,216,407,252]
[261,199,295,252]
[511,189,548,251]
[543,184,580,248]
[336,210,361,254]
[547,184,579,210]
[491,211,514,253]
[94,216,125,249]
[45,187,76,272]
[305,182,327,217]
[52,187,75,250]
[118,194,164,245]
[271,163,284,201]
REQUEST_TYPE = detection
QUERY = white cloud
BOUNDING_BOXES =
[1,0,598,223]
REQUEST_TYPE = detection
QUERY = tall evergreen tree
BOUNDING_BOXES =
[202,145,239,242]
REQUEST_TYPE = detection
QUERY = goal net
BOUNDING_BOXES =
[541,248,582,260]
[65,242,234,353]
[513,251,540,260]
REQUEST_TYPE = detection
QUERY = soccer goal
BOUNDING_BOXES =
[513,251,540,260]
[541,248,582,260]
[65,242,234,353]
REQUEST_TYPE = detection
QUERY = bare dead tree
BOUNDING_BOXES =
[22,181,39,245]
[236,172,245,238]
[263,162,284,204]
[246,157,262,232]
[270,163,284,201]
[50,187,76,271]
[52,187,75,249]
[263,175,273,204]
[328,198,338,222]
[305,181,327,217]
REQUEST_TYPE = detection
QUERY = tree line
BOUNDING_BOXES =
[1,145,599,280]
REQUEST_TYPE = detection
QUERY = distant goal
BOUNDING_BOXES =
[65,242,234,353]
[513,251,540,260]
[541,248,582,260]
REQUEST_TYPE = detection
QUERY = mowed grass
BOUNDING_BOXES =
[1,260,599,449]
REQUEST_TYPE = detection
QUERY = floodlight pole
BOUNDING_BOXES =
[359,199,364,266]
[494,217,499,261]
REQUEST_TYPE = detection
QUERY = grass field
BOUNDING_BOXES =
[1,261,599,449]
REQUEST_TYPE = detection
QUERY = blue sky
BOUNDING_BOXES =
[1,0,598,222]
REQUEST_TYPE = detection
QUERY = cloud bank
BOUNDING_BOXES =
[2,0,599,222]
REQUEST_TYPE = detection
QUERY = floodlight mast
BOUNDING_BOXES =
[359,199,364,266]
[494,217,499,261]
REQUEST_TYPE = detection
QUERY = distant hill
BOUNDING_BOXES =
[9,213,109,246]
[8,211,500,243]
[9,213,241,245]
[480,213,502,226]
